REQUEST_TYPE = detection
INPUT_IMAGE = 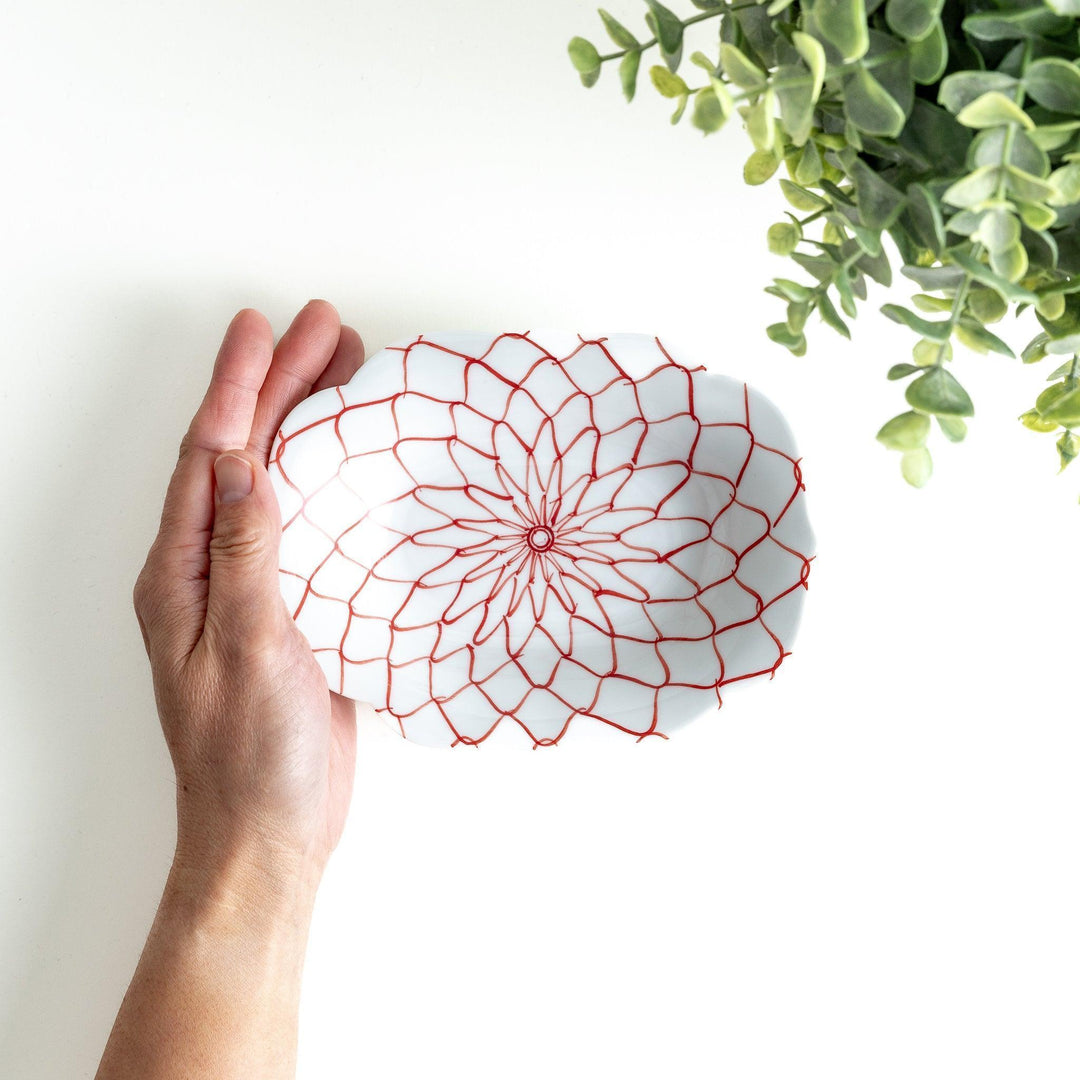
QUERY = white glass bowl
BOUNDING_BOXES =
[269,331,814,747]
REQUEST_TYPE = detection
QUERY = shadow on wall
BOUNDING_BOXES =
[0,281,403,1078]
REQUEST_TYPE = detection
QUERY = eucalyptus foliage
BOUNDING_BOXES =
[568,0,1080,490]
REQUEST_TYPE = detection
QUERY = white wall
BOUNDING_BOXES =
[2,1,1078,1077]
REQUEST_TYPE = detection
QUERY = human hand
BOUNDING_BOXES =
[97,303,366,1080]
[132,301,366,902]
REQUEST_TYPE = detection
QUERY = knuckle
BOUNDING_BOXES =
[176,429,199,464]
[209,527,268,564]
[132,565,155,616]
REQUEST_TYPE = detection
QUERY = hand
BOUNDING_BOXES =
[98,303,367,1080]
[132,301,366,898]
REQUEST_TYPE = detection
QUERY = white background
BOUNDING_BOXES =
[2,1,1079,1077]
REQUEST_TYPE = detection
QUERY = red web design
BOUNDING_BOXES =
[270,332,813,748]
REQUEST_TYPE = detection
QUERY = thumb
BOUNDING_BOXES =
[205,450,286,651]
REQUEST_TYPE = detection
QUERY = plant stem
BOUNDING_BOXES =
[599,5,733,62]
[991,41,1032,203]
[799,209,828,228]
[722,47,908,106]
[934,246,982,366]
[600,1,806,63]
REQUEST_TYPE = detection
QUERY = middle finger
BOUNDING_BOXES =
[247,299,343,461]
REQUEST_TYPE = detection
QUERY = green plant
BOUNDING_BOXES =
[568,0,1080,490]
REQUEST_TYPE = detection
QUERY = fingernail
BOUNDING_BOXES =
[214,454,254,503]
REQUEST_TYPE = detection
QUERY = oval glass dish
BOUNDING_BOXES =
[269,331,815,747]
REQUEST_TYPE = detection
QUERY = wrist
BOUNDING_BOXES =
[167,828,322,943]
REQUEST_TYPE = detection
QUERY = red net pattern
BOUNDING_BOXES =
[270,332,813,747]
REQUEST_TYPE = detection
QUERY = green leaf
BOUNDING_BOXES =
[744,147,783,185]
[970,128,1048,177]
[619,50,641,101]
[773,278,814,302]
[938,415,968,442]
[844,64,907,137]
[1045,0,1080,13]
[1023,59,1080,115]
[1039,293,1080,337]
[768,221,802,255]
[1040,279,1080,298]
[913,293,953,312]
[834,268,858,316]
[776,65,816,147]
[888,362,921,380]
[1015,201,1057,231]
[901,446,933,487]
[961,8,1072,42]
[956,92,1033,131]
[851,223,882,256]
[1004,166,1057,204]
[793,251,840,282]
[1046,332,1080,356]
[670,94,689,125]
[901,263,965,291]
[955,318,1015,357]
[1049,164,1080,208]
[1037,382,1080,425]
[719,43,766,90]
[1047,358,1079,380]
[792,31,826,102]
[914,337,950,365]
[905,366,975,416]
[1020,408,1060,432]
[787,300,811,332]
[1024,335,1051,364]
[568,37,602,75]
[580,67,602,89]
[967,286,1009,323]
[1029,121,1080,152]
[939,72,1020,115]
[795,140,823,185]
[812,0,869,62]
[974,207,1021,254]
[1037,292,1067,322]
[909,22,948,85]
[903,184,946,254]
[780,179,829,211]
[767,322,807,353]
[1057,430,1080,471]
[599,10,639,50]
[949,248,1038,303]
[650,65,688,99]
[989,240,1028,284]
[946,209,985,237]
[692,86,728,133]
[817,291,851,337]
[849,157,905,229]
[943,165,1002,209]
[882,303,951,341]
[885,0,942,41]
[877,409,931,450]
[747,88,777,151]
[644,0,684,56]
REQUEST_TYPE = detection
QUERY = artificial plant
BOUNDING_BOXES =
[568,0,1080,489]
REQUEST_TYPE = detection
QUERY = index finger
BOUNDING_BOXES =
[150,308,274,577]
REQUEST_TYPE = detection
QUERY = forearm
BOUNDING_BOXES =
[96,844,320,1080]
